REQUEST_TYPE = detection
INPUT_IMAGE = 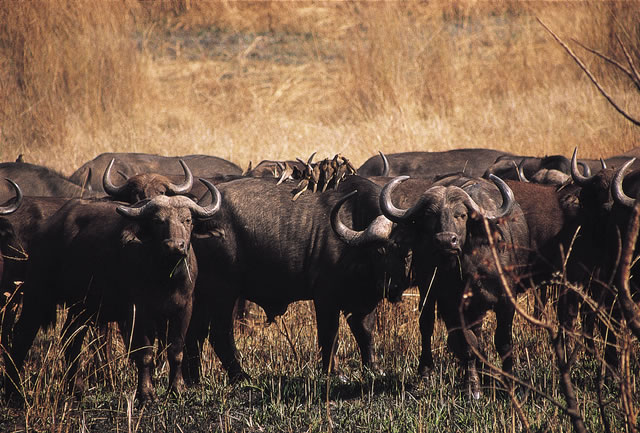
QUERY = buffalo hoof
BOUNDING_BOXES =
[417,364,434,379]
[229,370,251,385]
[168,381,186,398]
[322,372,348,385]
[367,363,385,377]
[69,377,87,400]
[4,387,25,408]
[465,373,482,400]
[137,388,158,404]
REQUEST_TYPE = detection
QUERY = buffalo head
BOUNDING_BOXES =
[104,158,194,203]
[116,179,220,263]
[571,148,624,214]
[331,190,412,302]
[380,174,514,259]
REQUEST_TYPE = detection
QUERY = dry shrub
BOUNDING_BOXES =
[0,0,144,155]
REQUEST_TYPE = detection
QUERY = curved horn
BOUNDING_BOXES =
[463,175,515,220]
[612,158,637,208]
[116,199,152,219]
[243,160,253,176]
[0,179,23,215]
[600,158,607,170]
[517,159,529,182]
[379,176,433,224]
[307,151,317,165]
[571,148,595,186]
[379,151,390,177]
[331,190,392,246]
[277,162,292,185]
[578,161,591,177]
[189,179,221,219]
[296,157,310,174]
[103,158,127,197]
[166,160,194,195]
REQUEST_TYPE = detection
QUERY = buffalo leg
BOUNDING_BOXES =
[208,294,247,382]
[130,309,156,403]
[61,308,91,398]
[346,308,381,374]
[417,290,437,377]
[494,301,515,374]
[314,300,341,374]
[183,309,208,386]
[165,301,192,396]
[441,294,482,399]
[3,297,44,400]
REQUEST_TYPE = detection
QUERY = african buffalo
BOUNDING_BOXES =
[3,180,220,402]
[484,154,575,181]
[0,195,71,354]
[0,162,91,198]
[566,151,640,372]
[358,149,512,178]
[70,152,242,194]
[182,176,412,383]
[380,173,529,398]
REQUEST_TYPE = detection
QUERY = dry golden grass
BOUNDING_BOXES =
[1,1,639,175]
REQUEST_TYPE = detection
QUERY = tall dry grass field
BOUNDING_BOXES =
[0,1,639,173]
[1,2,639,432]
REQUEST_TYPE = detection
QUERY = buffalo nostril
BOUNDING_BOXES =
[163,240,187,256]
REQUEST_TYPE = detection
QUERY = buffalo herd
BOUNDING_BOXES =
[0,147,638,403]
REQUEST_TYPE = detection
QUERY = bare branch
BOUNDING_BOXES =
[617,199,640,342]
[570,37,640,91]
[537,17,640,127]
[481,218,555,332]
[617,34,640,92]
[480,218,588,433]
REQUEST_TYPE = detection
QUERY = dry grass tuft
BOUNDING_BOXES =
[0,0,144,162]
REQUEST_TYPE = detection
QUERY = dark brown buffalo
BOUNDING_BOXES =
[557,149,640,372]
[0,195,70,354]
[3,181,220,403]
[0,162,91,198]
[358,149,511,178]
[485,154,570,180]
[380,173,529,398]
[183,176,412,384]
[70,152,242,194]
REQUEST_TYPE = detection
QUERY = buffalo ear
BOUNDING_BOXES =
[120,227,143,246]
[192,227,225,240]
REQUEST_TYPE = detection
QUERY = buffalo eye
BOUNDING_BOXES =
[454,212,467,220]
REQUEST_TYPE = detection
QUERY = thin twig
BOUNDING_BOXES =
[480,217,587,433]
[537,17,640,127]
